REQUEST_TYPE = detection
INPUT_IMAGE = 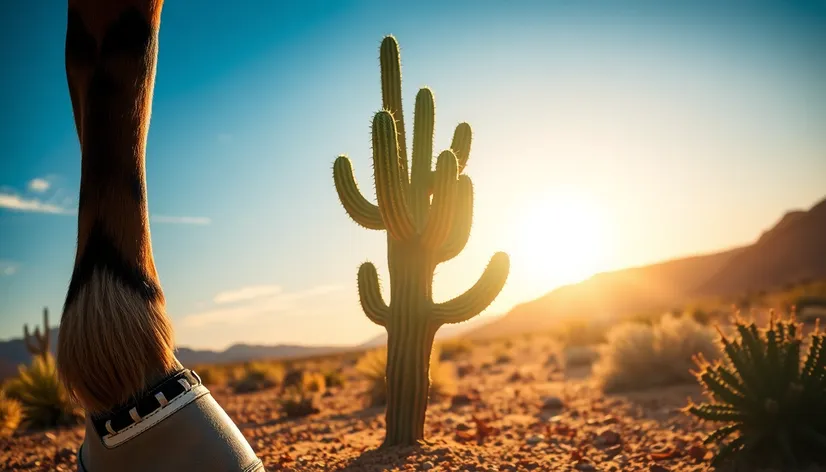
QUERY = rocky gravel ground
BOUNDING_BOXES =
[0,340,732,471]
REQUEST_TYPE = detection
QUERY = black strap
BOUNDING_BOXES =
[91,369,201,438]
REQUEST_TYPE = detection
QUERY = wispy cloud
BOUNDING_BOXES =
[0,192,73,215]
[181,284,343,328]
[0,261,19,276]
[213,285,283,304]
[27,178,51,193]
[151,215,212,225]
[1,181,210,225]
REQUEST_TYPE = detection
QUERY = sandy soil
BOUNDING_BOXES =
[1,340,720,472]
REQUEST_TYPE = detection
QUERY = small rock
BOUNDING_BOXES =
[687,444,707,461]
[650,465,670,472]
[422,461,435,470]
[452,394,474,407]
[541,396,564,410]
[574,460,596,471]
[526,434,544,445]
[594,428,621,447]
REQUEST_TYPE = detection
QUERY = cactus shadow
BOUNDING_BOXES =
[339,444,427,471]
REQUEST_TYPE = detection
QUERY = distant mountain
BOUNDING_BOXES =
[0,327,350,381]
[174,343,351,366]
[693,198,826,297]
[467,196,826,341]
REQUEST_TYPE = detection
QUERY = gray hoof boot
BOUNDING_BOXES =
[77,369,264,472]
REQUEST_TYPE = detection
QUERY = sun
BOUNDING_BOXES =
[507,191,608,288]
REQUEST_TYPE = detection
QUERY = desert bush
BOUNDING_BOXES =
[230,361,285,394]
[278,388,320,418]
[593,314,719,393]
[0,389,22,438]
[494,349,513,365]
[322,369,344,388]
[3,354,83,429]
[551,317,609,347]
[282,368,305,389]
[561,345,602,369]
[356,347,457,407]
[437,338,474,361]
[686,315,826,469]
[301,372,326,394]
[195,365,229,387]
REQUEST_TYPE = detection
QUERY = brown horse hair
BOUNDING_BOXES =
[57,0,178,415]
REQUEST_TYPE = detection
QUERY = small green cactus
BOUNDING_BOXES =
[3,353,83,430]
[333,35,509,446]
[23,307,50,358]
[686,314,826,469]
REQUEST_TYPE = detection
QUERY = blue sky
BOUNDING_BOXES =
[1,0,825,349]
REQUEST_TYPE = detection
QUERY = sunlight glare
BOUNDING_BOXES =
[507,190,608,289]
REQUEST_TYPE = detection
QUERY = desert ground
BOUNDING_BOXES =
[2,331,722,472]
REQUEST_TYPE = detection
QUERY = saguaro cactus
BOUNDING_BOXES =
[23,307,51,359]
[333,35,510,446]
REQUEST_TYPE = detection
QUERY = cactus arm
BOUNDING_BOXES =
[379,35,409,194]
[358,262,389,327]
[372,111,416,241]
[333,156,385,230]
[450,123,472,173]
[410,87,435,229]
[432,252,510,324]
[42,307,50,351]
[23,324,36,355]
[421,150,459,249]
[23,307,50,356]
[437,175,473,262]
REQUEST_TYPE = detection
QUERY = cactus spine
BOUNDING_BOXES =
[23,307,51,359]
[333,35,510,446]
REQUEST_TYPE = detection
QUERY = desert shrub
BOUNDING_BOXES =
[3,354,83,429]
[593,314,719,393]
[230,361,285,394]
[301,372,326,394]
[437,338,474,361]
[687,315,826,469]
[195,365,228,387]
[282,368,304,389]
[0,389,22,438]
[561,345,601,369]
[278,388,320,418]
[356,347,456,407]
[494,350,513,365]
[322,369,344,388]
[551,317,609,347]
[282,368,326,394]
[625,311,665,326]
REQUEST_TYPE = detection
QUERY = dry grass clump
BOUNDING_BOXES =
[0,388,22,438]
[560,344,602,370]
[301,371,326,394]
[322,369,345,388]
[593,313,720,393]
[4,354,83,429]
[278,387,321,419]
[230,361,285,394]
[551,317,610,347]
[437,338,474,361]
[194,364,232,387]
[355,347,457,407]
